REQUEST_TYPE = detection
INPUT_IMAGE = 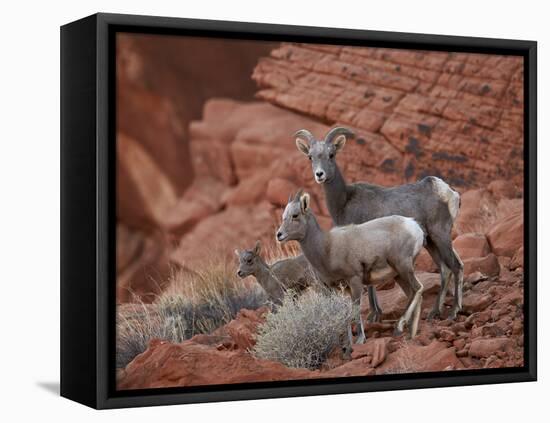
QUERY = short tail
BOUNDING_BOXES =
[430,177,460,221]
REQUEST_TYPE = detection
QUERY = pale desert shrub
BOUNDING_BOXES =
[116,259,266,368]
[253,289,354,369]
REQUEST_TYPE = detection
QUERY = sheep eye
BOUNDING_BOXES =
[292,214,299,219]
[329,153,335,159]
[307,155,312,161]
[247,259,253,264]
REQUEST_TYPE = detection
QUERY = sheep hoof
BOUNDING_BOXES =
[393,328,403,337]
[447,307,461,321]
[393,321,405,337]
[427,309,441,321]
[367,311,382,323]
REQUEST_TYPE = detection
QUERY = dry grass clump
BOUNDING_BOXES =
[253,289,354,370]
[116,259,266,368]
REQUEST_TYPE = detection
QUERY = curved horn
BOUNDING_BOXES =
[294,129,315,144]
[325,127,355,144]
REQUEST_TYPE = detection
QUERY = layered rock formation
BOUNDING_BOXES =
[116,39,525,302]
[253,43,524,188]
[115,35,275,301]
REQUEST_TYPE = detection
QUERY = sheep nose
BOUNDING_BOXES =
[276,231,283,241]
[237,270,244,277]
[316,170,325,178]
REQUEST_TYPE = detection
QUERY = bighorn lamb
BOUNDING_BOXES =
[295,127,464,321]
[277,191,426,342]
[235,241,315,305]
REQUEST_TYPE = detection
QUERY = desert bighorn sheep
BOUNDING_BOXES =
[235,241,316,305]
[295,127,464,321]
[276,191,426,342]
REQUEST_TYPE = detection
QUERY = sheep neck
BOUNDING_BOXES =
[254,260,282,291]
[299,213,329,277]
[323,163,348,224]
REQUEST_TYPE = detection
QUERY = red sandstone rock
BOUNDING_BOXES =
[162,177,227,236]
[488,180,520,200]
[509,246,524,270]
[469,337,512,358]
[351,337,390,367]
[117,83,191,197]
[463,253,500,277]
[376,340,463,374]
[253,43,524,188]
[116,225,180,303]
[117,340,317,389]
[415,248,437,273]
[117,133,179,231]
[462,293,493,314]
[454,189,498,235]
[487,211,524,257]
[266,178,298,207]
[170,204,276,271]
[453,233,491,260]
[218,307,270,350]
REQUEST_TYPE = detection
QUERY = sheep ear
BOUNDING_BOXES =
[234,249,240,257]
[295,138,310,156]
[300,193,311,213]
[333,134,347,152]
[253,240,261,255]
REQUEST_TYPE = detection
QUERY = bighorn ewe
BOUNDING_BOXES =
[235,241,316,305]
[295,127,464,321]
[277,191,426,341]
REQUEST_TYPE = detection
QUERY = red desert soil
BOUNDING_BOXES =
[117,232,524,389]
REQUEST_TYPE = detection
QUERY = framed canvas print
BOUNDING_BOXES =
[60,13,537,409]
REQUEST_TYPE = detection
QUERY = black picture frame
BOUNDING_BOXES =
[60,12,537,409]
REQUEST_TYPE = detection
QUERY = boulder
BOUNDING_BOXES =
[454,189,497,235]
[116,226,180,303]
[469,337,512,358]
[415,248,437,272]
[453,233,491,260]
[170,204,276,271]
[487,211,524,257]
[217,307,270,350]
[376,341,463,374]
[223,169,272,206]
[162,177,226,236]
[266,178,298,207]
[463,253,500,277]
[117,83,192,196]
[117,339,316,389]
[509,246,524,270]
[462,293,493,314]
[117,133,178,231]
[351,337,391,367]
[488,180,521,200]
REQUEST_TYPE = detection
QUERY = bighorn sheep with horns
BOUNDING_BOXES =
[277,190,426,342]
[295,127,463,321]
[235,241,317,305]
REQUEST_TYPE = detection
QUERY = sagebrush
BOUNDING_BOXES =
[116,259,266,368]
[253,289,354,369]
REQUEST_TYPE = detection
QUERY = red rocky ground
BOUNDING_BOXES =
[118,253,524,389]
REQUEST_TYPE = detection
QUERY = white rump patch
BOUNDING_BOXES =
[432,177,460,220]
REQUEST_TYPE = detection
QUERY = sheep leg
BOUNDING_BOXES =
[394,265,424,338]
[350,277,366,344]
[448,248,464,320]
[393,276,413,335]
[425,240,450,320]
[366,285,383,323]
[430,234,464,320]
